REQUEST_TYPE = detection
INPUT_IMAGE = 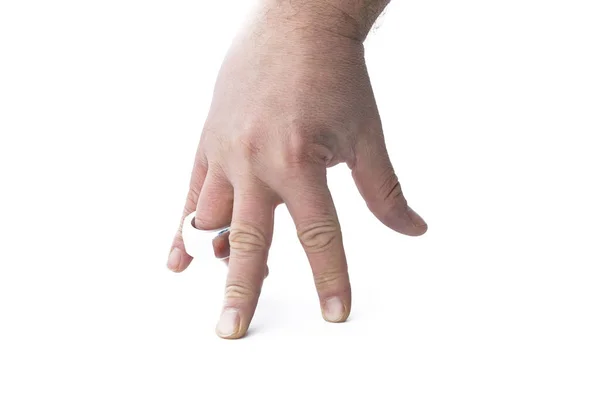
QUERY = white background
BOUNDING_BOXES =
[1,0,599,399]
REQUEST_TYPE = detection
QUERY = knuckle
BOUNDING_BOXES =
[377,168,406,208]
[229,223,269,256]
[225,281,259,300]
[297,219,340,254]
[237,129,266,161]
[280,123,331,168]
[284,131,312,164]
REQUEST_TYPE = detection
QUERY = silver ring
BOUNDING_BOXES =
[182,211,230,260]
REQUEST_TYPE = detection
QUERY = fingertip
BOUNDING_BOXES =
[215,308,246,339]
[406,226,428,236]
[405,206,428,236]
[167,247,192,272]
[380,205,428,237]
[322,296,350,323]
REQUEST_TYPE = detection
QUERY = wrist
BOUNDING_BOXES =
[259,0,389,42]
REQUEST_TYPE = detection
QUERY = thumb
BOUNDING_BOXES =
[351,133,427,236]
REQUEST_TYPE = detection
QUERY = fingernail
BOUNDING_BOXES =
[407,206,427,228]
[216,308,240,338]
[167,248,182,271]
[323,297,345,323]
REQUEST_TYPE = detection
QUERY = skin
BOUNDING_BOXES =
[167,0,427,339]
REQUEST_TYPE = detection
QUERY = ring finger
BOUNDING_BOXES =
[195,167,234,260]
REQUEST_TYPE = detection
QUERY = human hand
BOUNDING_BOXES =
[167,1,427,339]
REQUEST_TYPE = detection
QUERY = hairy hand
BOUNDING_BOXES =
[167,5,426,339]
